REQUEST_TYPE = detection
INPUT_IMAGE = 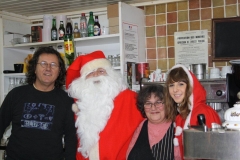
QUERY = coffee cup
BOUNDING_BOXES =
[210,73,220,79]
[14,63,24,73]
[210,68,220,74]
[220,66,232,78]
[221,66,232,73]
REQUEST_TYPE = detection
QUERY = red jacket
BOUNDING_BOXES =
[75,89,144,160]
[172,64,221,160]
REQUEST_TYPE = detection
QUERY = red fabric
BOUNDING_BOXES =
[174,67,221,160]
[65,50,144,159]
[75,89,144,160]
[66,50,106,89]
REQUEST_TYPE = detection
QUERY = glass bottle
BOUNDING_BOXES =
[64,34,75,66]
[107,55,113,66]
[51,18,57,41]
[58,21,65,40]
[66,18,73,35]
[8,77,15,92]
[15,78,21,87]
[80,13,88,37]
[94,16,101,36]
[73,23,80,38]
[87,12,94,37]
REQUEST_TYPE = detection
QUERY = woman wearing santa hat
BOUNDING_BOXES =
[164,64,221,160]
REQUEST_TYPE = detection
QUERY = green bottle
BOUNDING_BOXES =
[88,12,94,37]
[51,18,57,41]
[64,34,75,66]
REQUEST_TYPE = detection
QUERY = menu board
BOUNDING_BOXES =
[174,30,208,67]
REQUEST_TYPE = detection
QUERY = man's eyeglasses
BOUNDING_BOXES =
[37,61,59,69]
[144,101,164,109]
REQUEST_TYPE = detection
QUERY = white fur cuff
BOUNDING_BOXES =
[72,103,80,113]
[175,126,183,136]
[173,137,179,146]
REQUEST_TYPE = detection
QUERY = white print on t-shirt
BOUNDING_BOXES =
[21,103,55,130]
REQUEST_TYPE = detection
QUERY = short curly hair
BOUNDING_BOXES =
[137,85,165,118]
[26,47,66,88]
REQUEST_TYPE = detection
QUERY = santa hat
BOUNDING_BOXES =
[66,50,111,89]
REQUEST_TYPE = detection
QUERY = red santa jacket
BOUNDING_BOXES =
[172,64,221,160]
[74,89,143,160]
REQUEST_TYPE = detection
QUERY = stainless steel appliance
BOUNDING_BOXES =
[227,60,240,108]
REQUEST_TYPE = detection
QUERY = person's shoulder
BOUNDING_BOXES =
[54,88,74,101]
[119,88,137,96]
[11,84,31,92]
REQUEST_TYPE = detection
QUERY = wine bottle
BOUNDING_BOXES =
[94,16,101,36]
[58,21,65,40]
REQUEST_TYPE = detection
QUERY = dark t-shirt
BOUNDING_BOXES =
[0,85,77,160]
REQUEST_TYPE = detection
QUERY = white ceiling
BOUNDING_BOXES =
[0,0,182,18]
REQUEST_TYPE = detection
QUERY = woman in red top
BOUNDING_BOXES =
[165,64,221,160]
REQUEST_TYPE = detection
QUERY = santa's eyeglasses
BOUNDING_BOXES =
[86,68,107,78]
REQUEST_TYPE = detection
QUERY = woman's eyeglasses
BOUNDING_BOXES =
[144,101,164,109]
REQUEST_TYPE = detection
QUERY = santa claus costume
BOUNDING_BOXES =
[66,50,144,160]
[169,64,221,160]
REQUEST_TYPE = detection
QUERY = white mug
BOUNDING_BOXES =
[210,68,220,74]
[221,66,232,73]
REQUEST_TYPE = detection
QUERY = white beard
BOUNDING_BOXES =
[68,69,126,158]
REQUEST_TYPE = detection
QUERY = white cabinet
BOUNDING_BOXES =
[0,2,145,103]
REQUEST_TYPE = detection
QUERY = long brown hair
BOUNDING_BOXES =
[165,67,192,119]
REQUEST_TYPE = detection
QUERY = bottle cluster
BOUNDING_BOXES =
[8,77,27,92]
[51,11,101,41]
[50,12,102,66]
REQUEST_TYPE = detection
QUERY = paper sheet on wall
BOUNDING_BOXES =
[123,22,138,62]
[174,30,208,68]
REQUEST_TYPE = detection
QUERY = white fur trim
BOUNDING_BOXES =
[173,122,176,127]
[175,126,183,136]
[81,58,111,76]
[169,64,193,86]
[173,137,179,146]
[72,103,79,113]
[89,143,99,160]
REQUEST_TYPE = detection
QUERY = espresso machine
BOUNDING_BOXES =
[226,60,240,108]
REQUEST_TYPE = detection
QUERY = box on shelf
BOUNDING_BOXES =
[4,33,23,45]
[109,26,119,34]
[31,26,43,42]
[107,3,119,18]
[109,17,119,27]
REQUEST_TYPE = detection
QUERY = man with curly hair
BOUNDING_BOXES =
[0,47,77,160]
